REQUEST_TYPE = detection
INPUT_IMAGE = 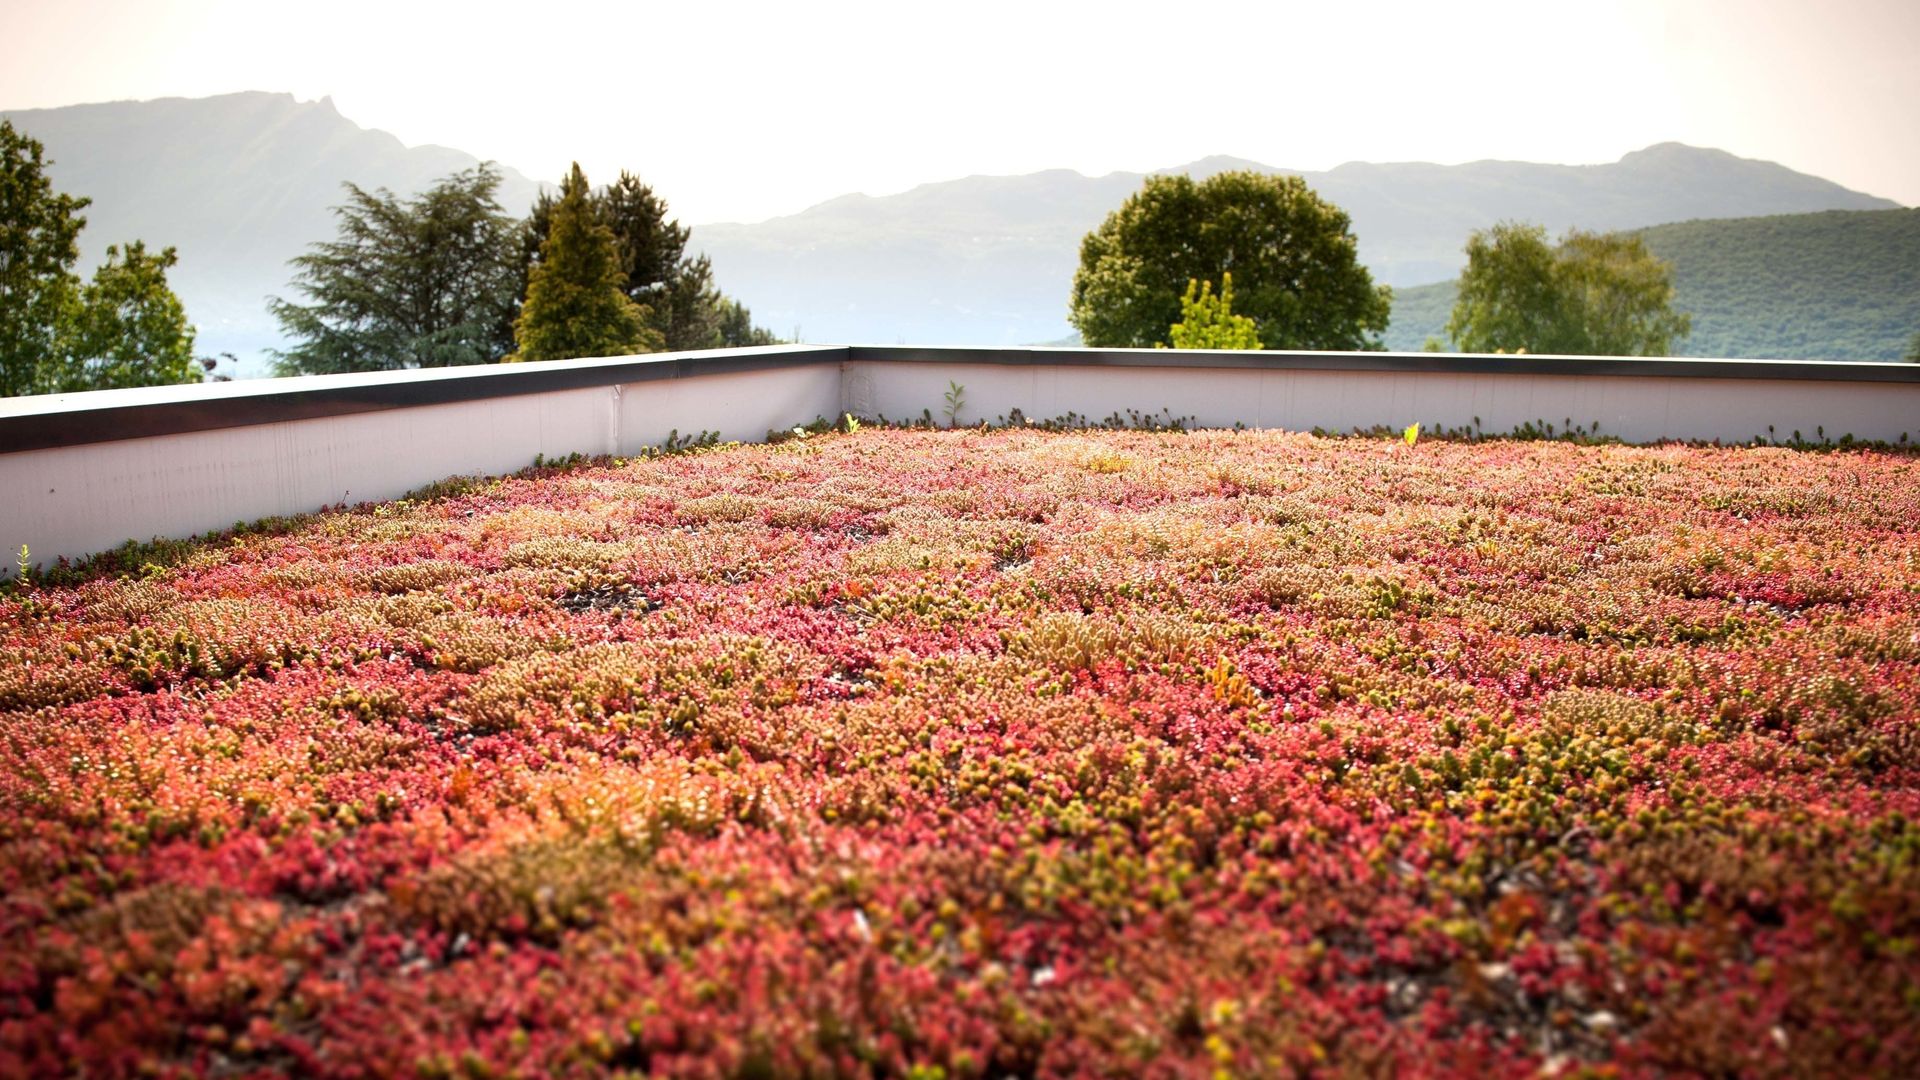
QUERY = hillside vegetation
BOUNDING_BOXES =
[1386,208,1920,360]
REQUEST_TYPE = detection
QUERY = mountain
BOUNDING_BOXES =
[689,144,1899,346]
[2,93,547,376]
[4,92,1901,368]
[1383,208,1920,361]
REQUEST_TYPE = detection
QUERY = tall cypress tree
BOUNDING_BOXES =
[512,164,660,362]
[513,170,776,352]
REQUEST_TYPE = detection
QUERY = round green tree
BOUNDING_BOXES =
[1446,222,1691,356]
[1069,171,1391,351]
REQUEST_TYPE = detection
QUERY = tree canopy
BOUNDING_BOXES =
[61,241,200,391]
[1167,274,1262,350]
[713,296,782,348]
[1069,171,1391,351]
[1,120,200,396]
[1445,222,1691,356]
[512,164,661,362]
[271,165,521,375]
[515,169,776,353]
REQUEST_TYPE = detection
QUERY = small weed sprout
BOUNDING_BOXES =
[943,381,966,428]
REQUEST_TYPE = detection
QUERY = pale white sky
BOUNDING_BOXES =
[3,0,1915,223]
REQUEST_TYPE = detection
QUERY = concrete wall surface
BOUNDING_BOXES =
[1,359,839,569]
[3,345,1915,571]
[845,358,1920,445]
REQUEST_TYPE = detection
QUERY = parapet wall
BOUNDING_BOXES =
[3,345,1916,569]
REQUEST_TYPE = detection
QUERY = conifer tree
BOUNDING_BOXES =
[512,164,661,362]
[514,170,779,352]
[1167,273,1262,350]
[272,165,520,374]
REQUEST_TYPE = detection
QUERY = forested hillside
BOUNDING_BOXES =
[1386,209,1920,360]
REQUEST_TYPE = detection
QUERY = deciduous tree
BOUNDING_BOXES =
[1446,222,1691,356]
[1070,171,1391,351]
[0,121,86,396]
[2,120,201,395]
[61,241,199,391]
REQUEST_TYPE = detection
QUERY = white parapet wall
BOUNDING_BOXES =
[2,345,1916,572]
[844,350,1920,445]
[0,349,843,570]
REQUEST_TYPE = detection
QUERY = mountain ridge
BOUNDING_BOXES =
[687,142,1895,346]
[3,92,1901,370]
[3,92,548,375]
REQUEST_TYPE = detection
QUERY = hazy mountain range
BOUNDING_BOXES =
[2,92,1902,374]
[692,145,1898,347]
[2,93,546,375]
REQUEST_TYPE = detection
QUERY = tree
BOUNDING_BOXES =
[271,165,520,375]
[1167,273,1262,350]
[600,171,717,349]
[1446,222,1691,356]
[713,296,783,347]
[2,119,200,396]
[1,120,86,396]
[61,242,199,391]
[513,170,764,353]
[512,164,661,362]
[1070,171,1391,351]
[1904,331,1920,363]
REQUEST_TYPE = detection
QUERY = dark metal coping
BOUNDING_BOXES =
[0,348,845,454]
[5,344,1916,455]
[849,345,1920,382]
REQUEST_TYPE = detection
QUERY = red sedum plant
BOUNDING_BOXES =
[3,427,1918,1077]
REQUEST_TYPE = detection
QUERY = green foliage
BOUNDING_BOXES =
[0,120,85,396]
[713,296,783,347]
[516,171,779,353]
[1905,332,1920,363]
[942,380,966,428]
[61,242,199,391]
[1446,222,1690,356]
[272,165,520,375]
[1394,210,1919,360]
[1,120,200,396]
[1166,273,1262,350]
[512,164,662,362]
[1642,209,1918,361]
[1069,171,1391,351]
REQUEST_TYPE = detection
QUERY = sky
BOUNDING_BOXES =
[3,0,1915,224]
